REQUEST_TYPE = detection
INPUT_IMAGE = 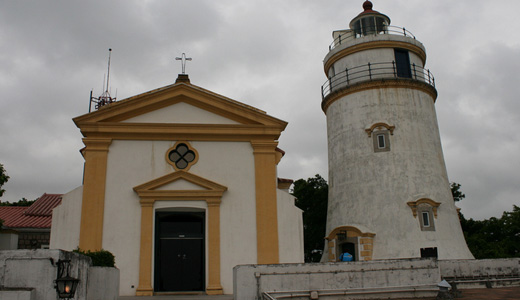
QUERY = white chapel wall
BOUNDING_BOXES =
[50,186,82,251]
[277,189,304,263]
[102,139,258,295]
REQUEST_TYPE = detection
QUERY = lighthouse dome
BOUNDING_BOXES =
[349,1,391,36]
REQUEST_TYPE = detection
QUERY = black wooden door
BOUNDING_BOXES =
[154,212,205,292]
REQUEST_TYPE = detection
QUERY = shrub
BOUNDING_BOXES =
[74,248,115,267]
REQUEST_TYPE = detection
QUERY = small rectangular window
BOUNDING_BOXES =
[377,134,386,149]
[373,131,390,152]
[422,212,430,227]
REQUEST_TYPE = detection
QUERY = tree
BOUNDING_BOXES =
[460,206,520,259]
[453,182,520,259]
[292,174,328,262]
[0,198,36,207]
[0,163,9,198]
[450,182,465,202]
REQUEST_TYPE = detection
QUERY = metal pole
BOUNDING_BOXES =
[368,63,372,80]
[106,49,112,93]
[89,90,93,113]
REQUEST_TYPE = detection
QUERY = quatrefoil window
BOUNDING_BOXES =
[166,142,198,171]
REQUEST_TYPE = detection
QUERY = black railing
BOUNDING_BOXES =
[321,61,435,99]
[329,26,416,51]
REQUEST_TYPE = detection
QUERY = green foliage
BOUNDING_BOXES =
[450,182,465,202]
[0,163,9,198]
[0,198,36,207]
[460,206,520,259]
[74,248,116,267]
[292,174,328,262]
[453,182,519,259]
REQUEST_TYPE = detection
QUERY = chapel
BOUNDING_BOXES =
[50,74,304,296]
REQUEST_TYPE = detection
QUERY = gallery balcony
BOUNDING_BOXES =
[321,61,435,100]
[329,25,416,51]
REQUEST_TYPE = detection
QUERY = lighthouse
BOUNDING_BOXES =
[321,1,473,261]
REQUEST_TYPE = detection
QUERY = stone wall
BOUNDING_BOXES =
[17,232,50,249]
[0,249,119,300]
[439,258,520,289]
[234,258,440,300]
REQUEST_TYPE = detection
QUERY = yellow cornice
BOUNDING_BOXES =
[326,226,376,241]
[74,83,287,129]
[407,198,441,218]
[78,123,285,142]
[365,122,395,137]
[251,140,279,154]
[81,138,112,151]
[322,79,437,113]
[133,170,227,196]
[324,40,427,74]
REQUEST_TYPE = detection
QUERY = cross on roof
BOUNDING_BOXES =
[175,53,192,74]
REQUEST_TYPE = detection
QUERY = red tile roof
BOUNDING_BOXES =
[0,193,62,229]
[24,193,62,217]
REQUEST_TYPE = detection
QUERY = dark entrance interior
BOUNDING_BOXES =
[421,247,438,258]
[394,49,411,78]
[154,211,205,292]
[341,242,356,261]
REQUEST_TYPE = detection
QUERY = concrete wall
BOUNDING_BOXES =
[440,258,520,278]
[50,186,83,250]
[0,232,18,250]
[0,249,119,300]
[277,189,304,264]
[234,258,440,300]
[0,250,90,300]
[87,267,120,300]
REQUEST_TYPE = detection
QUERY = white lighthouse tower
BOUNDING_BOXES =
[322,1,473,262]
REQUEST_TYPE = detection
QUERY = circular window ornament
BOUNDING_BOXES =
[166,142,198,171]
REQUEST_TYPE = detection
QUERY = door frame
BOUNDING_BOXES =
[133,171,227,296]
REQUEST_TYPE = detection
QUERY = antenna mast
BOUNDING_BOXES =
[89,48,117,112]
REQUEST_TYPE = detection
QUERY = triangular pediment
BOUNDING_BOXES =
[121,102,240,125]
[155,177,208,191]
[74,81,287,128]
[133,171,227,201]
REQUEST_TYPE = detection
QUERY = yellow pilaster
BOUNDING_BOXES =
[79,138,112,251]
[206,198,223,295]
[251,140,280,264]
[136,200,154,296]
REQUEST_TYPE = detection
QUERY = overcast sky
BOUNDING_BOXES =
[1,1,519,220]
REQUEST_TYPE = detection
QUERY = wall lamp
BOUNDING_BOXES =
[55,259,80,299]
